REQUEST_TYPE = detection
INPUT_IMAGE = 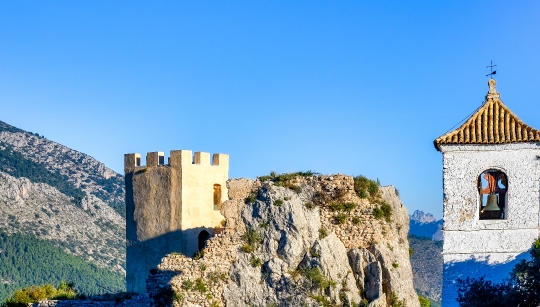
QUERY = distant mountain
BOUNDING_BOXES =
[409,235,443,303]
[0,120,125,299]
[409,210,443,241]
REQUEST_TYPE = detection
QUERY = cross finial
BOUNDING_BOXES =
[486,60,497,78]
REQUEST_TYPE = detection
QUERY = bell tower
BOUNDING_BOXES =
[434,79,540,307]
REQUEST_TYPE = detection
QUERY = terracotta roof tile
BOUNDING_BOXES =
[434,79,540,150]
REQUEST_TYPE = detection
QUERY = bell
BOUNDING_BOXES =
[481,194,502,219]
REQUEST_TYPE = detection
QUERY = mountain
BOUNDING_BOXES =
[0,120,125,299]
[409,210,443,241]
[409,235,443,303]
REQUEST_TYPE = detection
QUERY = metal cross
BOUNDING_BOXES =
[486,60,497,78]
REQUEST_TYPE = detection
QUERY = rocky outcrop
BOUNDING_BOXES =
[150,175,420,307]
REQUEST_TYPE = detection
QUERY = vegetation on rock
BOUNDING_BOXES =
[2,281,77,307]
[0,230,124,302]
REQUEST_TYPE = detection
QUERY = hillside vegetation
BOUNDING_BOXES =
[0,230,124,302]
[409,235,443,303]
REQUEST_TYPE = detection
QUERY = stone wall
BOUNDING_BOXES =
[124,150,229,293]
[439,143,540,307]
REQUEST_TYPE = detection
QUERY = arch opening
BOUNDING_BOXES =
[478,169,507,220]
[198,230,210,252]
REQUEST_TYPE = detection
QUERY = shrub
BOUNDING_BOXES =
[3,282,77,307]
[373,202,392,222]
[409,247,415,257]
[305,202,315,209]
[250,256,262,267]
[301,267,336,291]
[390,292,406,307]
[353,175,379,199]
[329,202,357,212]
[194,250,204,260]
[182,280,193,290]
[174,291,183,302]
[274,199,283,206]
[245,194,257,204]
[318,228,328,239]
[240,229,263,253]
[392,262,399,268]
[194,278,207,293]
[220,220,227,227]
[352,217,361,225]
[418,295,430,307]
[334,213,348,224]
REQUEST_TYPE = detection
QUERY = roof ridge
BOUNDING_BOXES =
[434,79,540,150]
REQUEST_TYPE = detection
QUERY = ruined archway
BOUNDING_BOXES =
[198,230,210,251]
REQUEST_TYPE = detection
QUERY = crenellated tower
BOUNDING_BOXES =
[124,150,229,293]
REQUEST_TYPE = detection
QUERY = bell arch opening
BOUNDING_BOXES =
[478,169,507,220]
[198,230,210,252]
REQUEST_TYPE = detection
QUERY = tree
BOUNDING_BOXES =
[456,238,540,307]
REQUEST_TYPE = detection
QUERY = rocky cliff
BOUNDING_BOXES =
[149,175,420,307]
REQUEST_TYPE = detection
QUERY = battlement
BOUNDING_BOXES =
[124,150,229,171]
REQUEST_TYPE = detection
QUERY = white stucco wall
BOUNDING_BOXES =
[439,143,540,307]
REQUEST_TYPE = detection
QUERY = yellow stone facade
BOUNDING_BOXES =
[124,150,228,293]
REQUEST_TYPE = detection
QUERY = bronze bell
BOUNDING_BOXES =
[481,194,502,219]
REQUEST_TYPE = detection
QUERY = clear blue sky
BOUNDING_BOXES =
[1,1,539,218]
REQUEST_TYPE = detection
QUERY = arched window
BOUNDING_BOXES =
[213,184,221,210]
[478,170,507,220]
[198,230,210,251]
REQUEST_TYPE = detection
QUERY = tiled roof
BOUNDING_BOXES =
[434,79,540,150]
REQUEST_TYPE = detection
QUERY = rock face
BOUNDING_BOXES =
[150,175,420,307]
[0,120,125,273]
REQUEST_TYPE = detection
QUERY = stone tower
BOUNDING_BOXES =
[124,150,229,293]
[434,79,540,307]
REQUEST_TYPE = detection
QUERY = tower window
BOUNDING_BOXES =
[213,184,222,210]
[478,170,507,220]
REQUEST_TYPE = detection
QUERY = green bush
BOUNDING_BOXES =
[194,278,207,293]
[328,202,357,212]
[274,199,283,206]
[419,295,430,307]
[352,217,361,225]
[182,280,193,290]
[353,175,379,199]
[301,267,336,291]
[390,292,406,307]
[372,202,392,222]
[250,256,262,267]
[318,228,328,239]
[245,194,257,204]
[240,230,263,253]
[334,213,348,224]
[3,282,76,307]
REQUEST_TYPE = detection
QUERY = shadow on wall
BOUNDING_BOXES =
[442,251,530,307]
[126,227,215,294]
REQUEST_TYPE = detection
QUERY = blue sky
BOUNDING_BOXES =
[1,1,539,218]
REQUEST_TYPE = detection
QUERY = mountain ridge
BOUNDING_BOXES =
[0,119,126,300]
